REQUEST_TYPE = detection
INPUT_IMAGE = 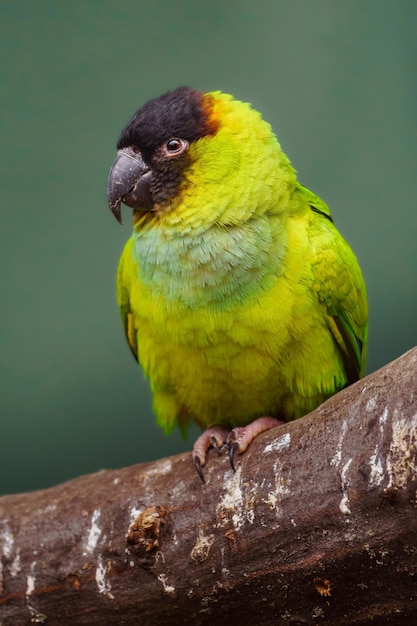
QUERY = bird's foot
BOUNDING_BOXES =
[193,417,285,481]
[227,416,285,471]
[192,426,229,482]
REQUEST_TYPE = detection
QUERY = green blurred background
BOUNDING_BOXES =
[1,1,416,495]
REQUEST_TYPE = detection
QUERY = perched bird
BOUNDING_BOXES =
[107,87,368,481]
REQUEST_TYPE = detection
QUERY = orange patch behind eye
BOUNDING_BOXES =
[200,93,221,136]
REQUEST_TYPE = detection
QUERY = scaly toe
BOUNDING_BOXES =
[192,425,230,481]
[226,417,285,470]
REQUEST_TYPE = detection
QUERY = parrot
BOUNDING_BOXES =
[106,86,368,481]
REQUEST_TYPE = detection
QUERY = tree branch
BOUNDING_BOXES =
[1,348,417,625]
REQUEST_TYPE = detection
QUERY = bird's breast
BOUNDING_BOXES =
[132,217,288,307]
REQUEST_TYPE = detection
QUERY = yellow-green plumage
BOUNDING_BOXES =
[111,89,367,440]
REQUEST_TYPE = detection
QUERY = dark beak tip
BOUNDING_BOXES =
[110,201,123,225]
[114,213,123,226]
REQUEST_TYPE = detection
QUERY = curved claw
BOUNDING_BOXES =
[210,435,223,455]
[228,440,239,472]
[193,455,205,483]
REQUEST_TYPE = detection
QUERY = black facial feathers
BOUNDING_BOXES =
[117,87,217,162]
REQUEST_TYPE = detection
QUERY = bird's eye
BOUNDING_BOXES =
[164,138,188,156]
[166,139,182,152]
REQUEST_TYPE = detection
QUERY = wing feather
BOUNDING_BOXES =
[301,184,368,383]
[117,239,139,360]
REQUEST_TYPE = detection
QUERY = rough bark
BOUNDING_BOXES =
[1,348,417,626]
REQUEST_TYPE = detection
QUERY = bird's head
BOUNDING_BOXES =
[107,87,295,228]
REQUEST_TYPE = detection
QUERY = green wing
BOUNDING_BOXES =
[117,239,139,361]
[299,183,368,383]
[298,183,333,222]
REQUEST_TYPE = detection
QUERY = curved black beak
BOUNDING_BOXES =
[106,147,153,224]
